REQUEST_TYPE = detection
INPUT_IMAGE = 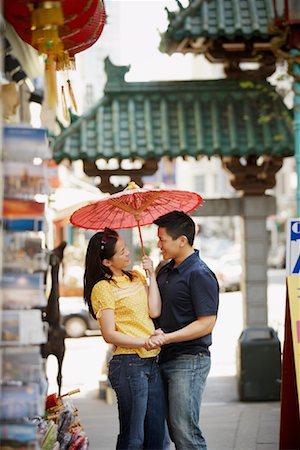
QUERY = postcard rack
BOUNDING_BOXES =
[1,124,50,449]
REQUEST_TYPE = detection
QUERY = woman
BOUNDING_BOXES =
[84,228,165,450]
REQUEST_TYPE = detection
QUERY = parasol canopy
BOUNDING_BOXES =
[70,182,202,254]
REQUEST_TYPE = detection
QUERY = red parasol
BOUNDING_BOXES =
[70,182,202,255]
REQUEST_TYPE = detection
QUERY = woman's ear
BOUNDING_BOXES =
[102,258,111,268]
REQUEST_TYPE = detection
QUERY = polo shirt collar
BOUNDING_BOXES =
[162,249,199,273]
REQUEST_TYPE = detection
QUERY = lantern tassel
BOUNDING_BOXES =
[61,85,70,121]
[67,79,78,113]
[45,52,57,109]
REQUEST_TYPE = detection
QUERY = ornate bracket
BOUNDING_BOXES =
[83,159,158,194]
[221,155,283,195]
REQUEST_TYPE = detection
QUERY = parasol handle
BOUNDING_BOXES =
[137,220,146,256]
[137,220,150,278]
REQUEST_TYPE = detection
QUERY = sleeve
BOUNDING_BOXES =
[131,269,147,287]
[190,269,219,317]
[91,281,115,320]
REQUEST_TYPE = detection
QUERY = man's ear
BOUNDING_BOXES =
[179,235,188,247]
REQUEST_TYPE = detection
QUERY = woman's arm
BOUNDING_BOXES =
[142,256,162,318]
[100,308,161,349]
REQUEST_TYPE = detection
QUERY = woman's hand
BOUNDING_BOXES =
[142,255,154,275]
[144,329,166,350]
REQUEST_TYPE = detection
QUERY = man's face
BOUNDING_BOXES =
[157,227,181,260]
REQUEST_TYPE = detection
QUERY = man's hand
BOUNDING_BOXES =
[144,329,165,350]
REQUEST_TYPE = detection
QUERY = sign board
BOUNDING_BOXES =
[287,276,300,415]
[286,218,300,276]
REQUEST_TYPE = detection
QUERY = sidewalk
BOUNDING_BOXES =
[74,374,280,450]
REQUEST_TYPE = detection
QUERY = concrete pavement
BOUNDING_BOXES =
[74,373,280,450]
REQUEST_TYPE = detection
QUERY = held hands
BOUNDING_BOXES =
[144,328,166,351]
[141,255,154,275]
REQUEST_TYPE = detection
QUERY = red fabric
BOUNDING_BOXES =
[70,187,203,230]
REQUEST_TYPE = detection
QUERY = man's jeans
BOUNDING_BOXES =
[160,353,211,450]
[108,354,165,450]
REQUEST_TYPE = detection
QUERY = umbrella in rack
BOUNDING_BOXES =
[70,182,202,255]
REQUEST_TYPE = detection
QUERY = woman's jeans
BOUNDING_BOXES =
[108,354,165,450]
[160,353,211,450]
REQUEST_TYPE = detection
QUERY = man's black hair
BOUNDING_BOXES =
[153,210,195,246]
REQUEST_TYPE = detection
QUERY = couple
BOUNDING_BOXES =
[84,211,219,450]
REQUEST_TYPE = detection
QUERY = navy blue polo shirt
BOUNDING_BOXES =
[156,250,219,363]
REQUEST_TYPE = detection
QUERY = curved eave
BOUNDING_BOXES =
[160,0,274,55]
[52,79,294,164]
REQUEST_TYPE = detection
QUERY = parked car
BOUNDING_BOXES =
[267,244,286,269]
[59,296,100,338]
[214,254,242,292]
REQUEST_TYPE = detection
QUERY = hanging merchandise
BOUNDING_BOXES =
[32,389,88,450]
[3,0,106,108]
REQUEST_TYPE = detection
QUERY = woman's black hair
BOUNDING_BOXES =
[83,228,133,319]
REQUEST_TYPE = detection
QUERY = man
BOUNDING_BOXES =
[153,210,219,450]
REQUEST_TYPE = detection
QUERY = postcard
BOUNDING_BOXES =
[3,232,48,273]
[1,272,46,309]
[0,422,38,443]
[3,198,45,219]
[3,218,44,232]
[4,161,49,199]
[1,310,47,345]
[1,346,44,383]
[0,383,42,419]
[3,124,51,161]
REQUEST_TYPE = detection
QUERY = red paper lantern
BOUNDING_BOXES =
[4,0,106,62]
[3,0,106,109]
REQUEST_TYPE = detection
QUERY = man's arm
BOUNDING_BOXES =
[154,315,217,345]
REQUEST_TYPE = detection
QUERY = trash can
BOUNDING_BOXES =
[236,327,281,401]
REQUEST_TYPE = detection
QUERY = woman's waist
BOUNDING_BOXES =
[114,347,160,358]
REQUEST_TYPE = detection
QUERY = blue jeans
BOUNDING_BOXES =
[108,354,166,450]
[160,353,211,450]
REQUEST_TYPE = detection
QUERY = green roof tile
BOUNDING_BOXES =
[52,59,293,163]
[160,0,274,53]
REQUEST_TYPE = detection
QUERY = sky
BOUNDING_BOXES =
[79,0,197,83]
[112,0,193,81]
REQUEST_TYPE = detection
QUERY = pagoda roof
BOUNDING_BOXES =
[160,0,274,55]
[52,58,293,163]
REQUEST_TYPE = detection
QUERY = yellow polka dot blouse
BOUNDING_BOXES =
[91,270,160,358]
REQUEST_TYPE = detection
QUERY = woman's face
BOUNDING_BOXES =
[107,237,131,274]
